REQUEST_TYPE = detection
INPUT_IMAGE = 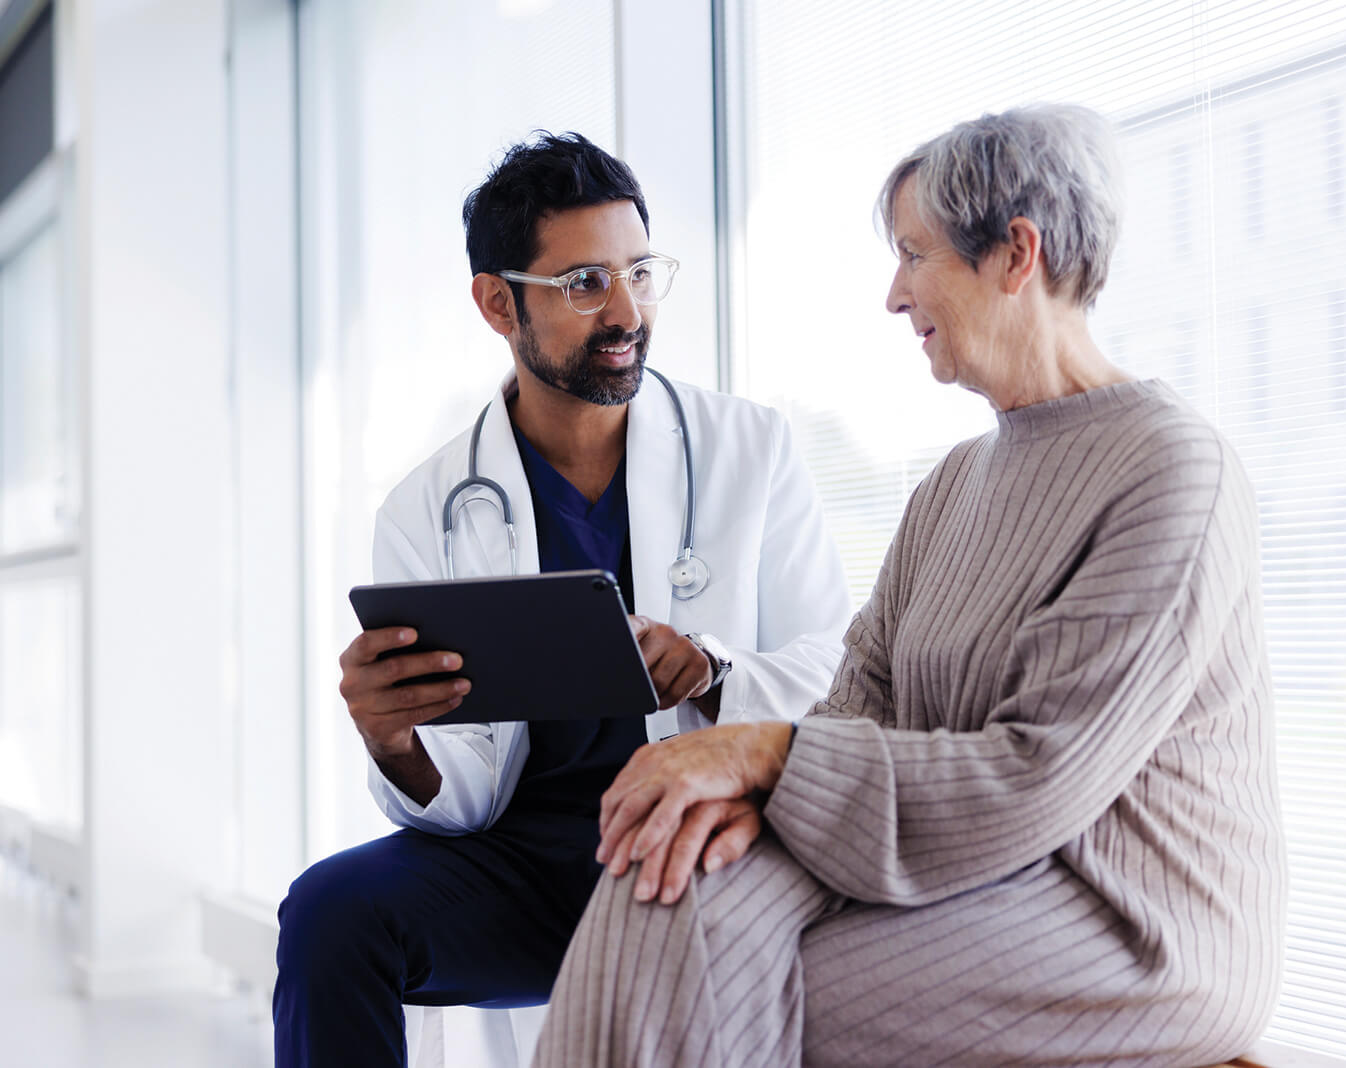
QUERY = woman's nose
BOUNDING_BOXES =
[886,267,912,315]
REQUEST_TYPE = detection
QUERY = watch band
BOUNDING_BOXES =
[686,632,732,689]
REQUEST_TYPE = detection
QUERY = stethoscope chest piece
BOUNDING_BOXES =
[668,550,709,600]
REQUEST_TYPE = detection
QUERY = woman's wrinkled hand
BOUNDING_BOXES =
[596,722,793,903]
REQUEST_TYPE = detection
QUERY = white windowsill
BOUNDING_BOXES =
[199,891,280,999]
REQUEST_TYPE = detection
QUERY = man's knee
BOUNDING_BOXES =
[277,848,392,969]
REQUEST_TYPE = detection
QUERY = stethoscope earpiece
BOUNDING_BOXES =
[446,368,707,599]
[668,552,709,600]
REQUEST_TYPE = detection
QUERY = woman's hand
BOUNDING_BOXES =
[597,721,794,902]
[607,797,763,904]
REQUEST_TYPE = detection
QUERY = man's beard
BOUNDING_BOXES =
[517,320,650,406]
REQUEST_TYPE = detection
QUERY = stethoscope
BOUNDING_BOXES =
[442,367,710,600]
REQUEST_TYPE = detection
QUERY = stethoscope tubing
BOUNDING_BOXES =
[442,368,704,595]
[644,366,696,562]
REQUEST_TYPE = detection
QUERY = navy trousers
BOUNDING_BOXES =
[272,809,606,1068]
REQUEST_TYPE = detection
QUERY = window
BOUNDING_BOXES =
[0,574,80,828]
[724,0,1346,1055]
[0,224,73,554]
[1246,305,1272,422]
[0,181,79,832]
[0,2,53,204]
[1331,292,1346,412]
[0,2,75,834]
[1245,122,1266,241]
[1327,96,1343,224]
[1171,143,1194,259]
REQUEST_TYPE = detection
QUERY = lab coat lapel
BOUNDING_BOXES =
[626,374,682,622]
[627,373,685,743]
[451,377,540,579]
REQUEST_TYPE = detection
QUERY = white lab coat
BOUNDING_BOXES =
[367,370,852,835]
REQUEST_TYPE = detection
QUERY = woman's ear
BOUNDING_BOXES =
[1002,216,1043,297]
[472,273,518,337]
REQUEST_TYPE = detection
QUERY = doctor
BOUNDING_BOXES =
[272,132,851,1067]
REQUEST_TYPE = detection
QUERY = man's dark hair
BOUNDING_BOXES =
[463,131,650,313]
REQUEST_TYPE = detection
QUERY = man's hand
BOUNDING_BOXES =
[630,615,715,710]
[596,722,794,903]
[338,627,472,804]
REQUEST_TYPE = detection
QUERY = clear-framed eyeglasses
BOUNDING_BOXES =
[497,254,679,315]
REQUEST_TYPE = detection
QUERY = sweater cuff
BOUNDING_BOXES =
[765,716,897,899]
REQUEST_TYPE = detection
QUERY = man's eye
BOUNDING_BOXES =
[630,265,652,284]
[568,271,606,293]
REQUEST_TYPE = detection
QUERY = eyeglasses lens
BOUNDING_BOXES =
[565,259,674,312]
[629,259,674,304]
[566,270,611,312]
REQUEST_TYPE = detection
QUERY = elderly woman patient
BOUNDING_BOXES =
[532,105,1287,1067]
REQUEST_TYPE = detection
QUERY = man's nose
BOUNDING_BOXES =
[600,272,644,332]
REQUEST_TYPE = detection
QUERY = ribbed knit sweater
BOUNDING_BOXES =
[764,378,1288,1062]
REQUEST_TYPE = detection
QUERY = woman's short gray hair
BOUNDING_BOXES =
[878,104,1123,308]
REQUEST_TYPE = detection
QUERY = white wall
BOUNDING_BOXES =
[227,0,304,911]
[74,0,236,995]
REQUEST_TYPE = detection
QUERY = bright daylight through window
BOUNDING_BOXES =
[725,0,1346,1056]
[0,0,77,839]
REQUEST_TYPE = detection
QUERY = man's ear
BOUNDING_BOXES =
[472,273,518,337]
[1002,216,1043,297]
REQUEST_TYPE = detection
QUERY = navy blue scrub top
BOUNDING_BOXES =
[506,426,648,818]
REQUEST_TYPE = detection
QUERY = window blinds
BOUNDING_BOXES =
[726,0,1346,1053]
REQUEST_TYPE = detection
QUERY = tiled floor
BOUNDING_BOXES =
[1,862,272,1068]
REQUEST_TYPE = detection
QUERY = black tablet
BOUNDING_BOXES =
[348,570,657,725]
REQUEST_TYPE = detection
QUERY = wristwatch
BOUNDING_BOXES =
[685,632,733,689]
